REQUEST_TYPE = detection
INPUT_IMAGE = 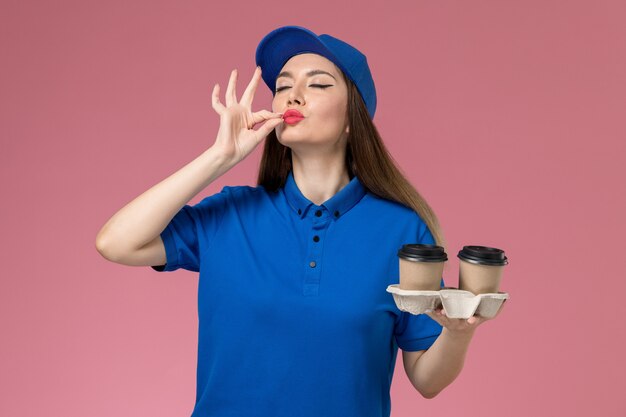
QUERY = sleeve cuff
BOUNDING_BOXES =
[397,333,442,351]
[150,227,178,272]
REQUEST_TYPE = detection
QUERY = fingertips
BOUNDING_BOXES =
[261,109,282,117]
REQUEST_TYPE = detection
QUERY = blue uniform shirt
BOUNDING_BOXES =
[152,170,444,417]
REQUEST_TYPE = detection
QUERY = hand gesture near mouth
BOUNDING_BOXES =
[211,67,283,165]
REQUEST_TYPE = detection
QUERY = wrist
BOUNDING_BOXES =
[207,146,236,169]
[441,326,476,342]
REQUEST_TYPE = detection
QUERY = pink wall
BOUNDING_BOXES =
[1,1,624,416]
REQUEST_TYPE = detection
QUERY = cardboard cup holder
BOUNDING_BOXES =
[386,284,509,319]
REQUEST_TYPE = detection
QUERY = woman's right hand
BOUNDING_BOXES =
[211,67,283,165]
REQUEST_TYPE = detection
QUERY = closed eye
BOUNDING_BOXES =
[275,84,333,93]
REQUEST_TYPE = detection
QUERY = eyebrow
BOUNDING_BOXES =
[276,69,337,81]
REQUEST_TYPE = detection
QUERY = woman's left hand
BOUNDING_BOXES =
[424,300,506,334]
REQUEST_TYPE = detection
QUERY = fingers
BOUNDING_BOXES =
[225,69,238,107]
[426,308,480,329]
[240,66,262,108]
[211,66,274,115]
[253,117,283,143]
[251,109,283,125]
[213,68,276,117]
[212,83,225,115]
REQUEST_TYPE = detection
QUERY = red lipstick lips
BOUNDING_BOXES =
[282,109,305,125]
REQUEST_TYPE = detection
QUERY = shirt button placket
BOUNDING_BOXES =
[303,207,328,297]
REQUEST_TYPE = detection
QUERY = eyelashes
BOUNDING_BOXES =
[275,84,333,93]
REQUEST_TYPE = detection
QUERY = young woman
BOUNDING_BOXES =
[96,25,503,417]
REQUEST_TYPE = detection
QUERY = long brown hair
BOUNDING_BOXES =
[256,68,447,252]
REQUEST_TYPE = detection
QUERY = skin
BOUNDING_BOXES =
[211,58,507,399]
[403,302,507,398]
[270,53,509,398]
[271,53,352,206]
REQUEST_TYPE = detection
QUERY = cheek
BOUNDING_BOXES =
[314,99,347,129]
[313,95,342,115]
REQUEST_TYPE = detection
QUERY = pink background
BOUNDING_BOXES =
[2,1,624,416]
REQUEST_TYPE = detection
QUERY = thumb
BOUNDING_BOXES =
[254,118,283,142]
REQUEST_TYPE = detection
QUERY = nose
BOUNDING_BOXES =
[287,85,304,106]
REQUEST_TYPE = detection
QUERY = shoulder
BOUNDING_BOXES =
[364,191,425,224]
[219,184,266,199]
[206,184,270,210]
[363,191,432,240]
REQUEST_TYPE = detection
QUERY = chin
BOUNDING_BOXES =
[276,130,308,144]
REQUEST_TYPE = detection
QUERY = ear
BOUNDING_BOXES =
[345,125,350,134]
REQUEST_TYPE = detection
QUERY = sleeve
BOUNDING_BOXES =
[150,187,231,273]
[394,218,445,351]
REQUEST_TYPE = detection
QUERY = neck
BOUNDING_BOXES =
[291,149,351,206]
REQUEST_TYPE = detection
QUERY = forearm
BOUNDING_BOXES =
[410,327,475,398]
[96,145,234,257]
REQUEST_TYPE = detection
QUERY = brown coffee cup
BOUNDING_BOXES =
[457,246,509,295]
[397,244,447,291]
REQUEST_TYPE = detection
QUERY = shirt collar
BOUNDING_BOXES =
[283,170,367,220]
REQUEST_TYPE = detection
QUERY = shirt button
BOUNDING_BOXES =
[309,261,316,268]
[313,235,320,242]
[297,209,302,215]
[315,210,322,217]
[334,210,340,217]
